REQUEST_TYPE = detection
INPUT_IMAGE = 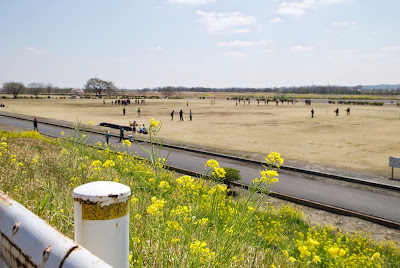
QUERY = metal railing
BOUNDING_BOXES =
[0,190,113,268]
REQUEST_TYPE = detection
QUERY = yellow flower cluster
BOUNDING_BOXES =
[150,118,160,128]
[167,220,182,231]
[205,159,219,168]
[190,239,215,264]
[122,140,131,147]
[212,167,226,178]
[171,205,192,216]
[176,175,194,188]
[102,160,115,168]
[194,218,209,226]
[265,151,284,168]
[158,180,171,189]
[146,197,166,216]
[254,169,279,184]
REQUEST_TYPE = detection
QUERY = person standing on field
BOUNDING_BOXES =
[189,110,192,121]
[171,110,174,120]
[118,126,124,143]
[179,109,184,121]
[123,107,126,115]
[311,109,314,118]
[335,108,339,116]
[137,107,141,117]
[346,107,350,115]
[105,131,110,144]
[132,121,136,134]
[33,118,38,131]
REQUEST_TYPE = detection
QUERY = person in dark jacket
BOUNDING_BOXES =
[118,126,124,143]
[33,118,38,131]
[179,109,184,121]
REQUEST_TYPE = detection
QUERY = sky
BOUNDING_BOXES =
[1,0,400,89]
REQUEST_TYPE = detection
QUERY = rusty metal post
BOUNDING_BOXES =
[73,181,131,268]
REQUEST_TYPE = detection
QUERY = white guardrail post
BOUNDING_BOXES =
[0,190,112,268]
[73,181,131,268]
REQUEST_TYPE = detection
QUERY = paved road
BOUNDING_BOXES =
[1,114,400,223]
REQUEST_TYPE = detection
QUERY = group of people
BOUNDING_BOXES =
[109,99,131,106]
[311,107,351,118]
[114,121,148,143]
[0,103,6,107]
[171,109,192,121]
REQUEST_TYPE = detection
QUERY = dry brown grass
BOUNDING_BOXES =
[1,97,400,178]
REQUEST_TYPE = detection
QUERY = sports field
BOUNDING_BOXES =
[1,97,399,178]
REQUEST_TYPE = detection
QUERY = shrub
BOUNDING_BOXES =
[221,167,241,187]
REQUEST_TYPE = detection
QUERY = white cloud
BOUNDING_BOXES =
[196,10,256,33]
[168,0,215,4]
[24,47,41,54]
[270,17,283,23]
[331,21,356,27]
[154,45,164,51]
[224,51,247,57]
[380,46,400,52]
[277,0,349,16]
[277,0,316,16]
[217,40,270,48]
[263,49,273,53]
[290,45,313,52]
[320,0,348,4]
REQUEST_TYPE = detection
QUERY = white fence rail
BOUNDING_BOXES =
[0,190,112,268]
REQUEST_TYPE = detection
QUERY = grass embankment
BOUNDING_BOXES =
[0,128,399,267]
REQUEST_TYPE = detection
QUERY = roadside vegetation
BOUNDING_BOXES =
[0,123,399,267]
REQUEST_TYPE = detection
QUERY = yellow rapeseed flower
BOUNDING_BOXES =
[158,181,171,189]
[122,140,132,147]
[150,118,160,128]
[312,255,321,264]
[265,151,284,167]
[206,159,219,168]
[212,167,226,178]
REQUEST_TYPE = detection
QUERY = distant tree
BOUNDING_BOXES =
[162,86,175,98]
[28,82,45,98]
[84,78,117,96]
[3,82,26,98]
[45,84,54,95]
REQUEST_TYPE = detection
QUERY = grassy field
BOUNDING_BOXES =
[1,96,400,177]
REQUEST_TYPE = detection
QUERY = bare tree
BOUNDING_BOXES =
[3,82,26,98]
[84,78,117,97]
[162,86,175,98]
[28,82,45,98]
[45,84,53,95]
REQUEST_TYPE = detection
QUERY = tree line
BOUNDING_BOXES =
[1,78,119,99]
[2,79,400,99]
